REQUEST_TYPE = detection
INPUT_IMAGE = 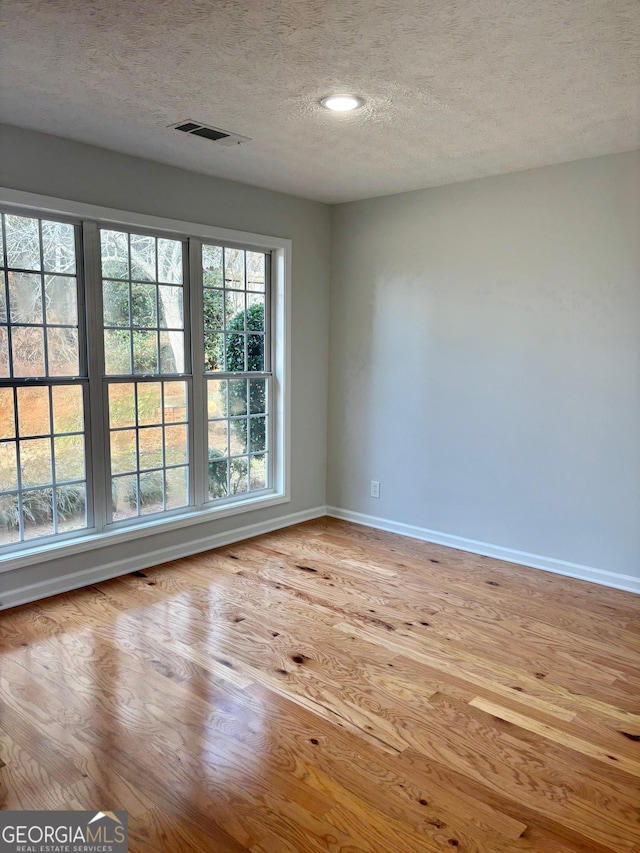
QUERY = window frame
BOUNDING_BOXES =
[200,238,273,504]
[0,207,94,547]
[96,223,193,527]
[0,187,291,574]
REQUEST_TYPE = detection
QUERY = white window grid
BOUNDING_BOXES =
[0,204,278,555]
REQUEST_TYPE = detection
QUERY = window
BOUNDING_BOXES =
[0,212,88,546]
[100,228,191,521]
[203,244,270,500]
[0,193,289,562]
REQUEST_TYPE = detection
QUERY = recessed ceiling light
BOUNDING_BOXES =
[320,94,364,112]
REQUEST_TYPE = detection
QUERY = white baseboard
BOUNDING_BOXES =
[1,505,327,611]
[5,503,637,609]
[326,506,640,595]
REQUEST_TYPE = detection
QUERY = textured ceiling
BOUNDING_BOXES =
[1,0,639,203]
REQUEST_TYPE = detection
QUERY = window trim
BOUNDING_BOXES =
[0,187,291,574]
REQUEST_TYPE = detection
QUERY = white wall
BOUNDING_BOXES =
[328,151,640,586]
[0,124,331,606]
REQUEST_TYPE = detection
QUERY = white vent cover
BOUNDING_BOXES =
[170,120,251,147]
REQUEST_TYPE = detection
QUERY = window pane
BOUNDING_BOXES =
[54,435,85,482]
[158,239,183,284]
[202,244,223,287]
[52,385,84,433]
[103,280,130,327]
[247,252,265,292]
[159,331,184,373]
[5,215,40,270]
[131,283,157,326]
[130,234,156,282]
[101,230,129,279]
[138,426,163,470]
[230,457,248,495]
[0,327,8,377]
[163,381,187,421]
[23,488,54,540]
[247,293,265,330]
[8,272,42,324]
[158,286,183,328]
[104,329,132,375]
[111,429,137,474]
[165,424,187,465]
[45,275,77,325]
[247,335,264,371]
[56,483,86,532]
[165,466,188,509]
[229,418,248,455]
[207,379,227,418]
[249,416,266,453]
[47,327,79,376]
[250,453,267,490]
[208,454,228,500]
[132,330,158,373]
[20,438,52,487]
[203,287,223,329]
[0,277,7,323]
[108,383,136,429]
[226,333,245,372]
[208,420,227,457]
[137,382,161,425]
[225,291,245,329]
[112,474,137,519]
[0,442,17,491]
[204,332,224,371]
[41,220,76,274]
[139,470,164,515]
[0,388,15,439]
[12,327,45,377]
[249,378,266,414]
[17,386,49,437]
[228,379,247,415]
[225,248,244,289]
[0,494,20,544]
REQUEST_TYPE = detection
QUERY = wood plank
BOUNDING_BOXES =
[469,696,640,779]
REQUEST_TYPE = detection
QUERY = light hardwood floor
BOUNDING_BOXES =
[1,518,639,852]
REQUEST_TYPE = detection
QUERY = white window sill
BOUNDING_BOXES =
[0,491,289,574]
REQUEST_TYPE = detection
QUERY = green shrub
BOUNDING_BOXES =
[55,485,86,520]
[225,303,266,451]
[130,472,164,508]
[208,450,249,498]
[208,448,228,498]
[111,472,164,512]
[203,289,224,370]
[225,302,265,371]
[140,473,164,507]
[0,484,85,532]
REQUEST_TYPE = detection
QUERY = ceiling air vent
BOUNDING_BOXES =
[170,120,250,147]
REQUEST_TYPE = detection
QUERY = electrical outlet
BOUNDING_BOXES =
[370,480,380,498]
